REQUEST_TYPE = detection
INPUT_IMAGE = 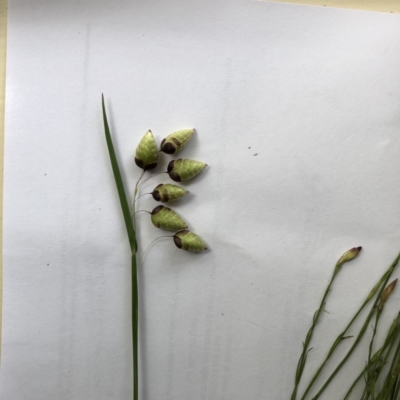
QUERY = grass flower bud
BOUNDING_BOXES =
[152,183,189,202]
[173,230,207,252]
[161,128,194,154]
[378,279,398,312]
[336,246,362,268]
[151,205,187,231]
[167,159,207,182]
[135,130,158,170]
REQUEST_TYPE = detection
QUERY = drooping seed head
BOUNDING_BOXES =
[150,205,187,231]
[336,246,362,268]
[378,279,398,312]
[167,159,207,182]
[135,130,158,170]
[152,184,189,203]
[161,129,195,155]
[173,230,207,253]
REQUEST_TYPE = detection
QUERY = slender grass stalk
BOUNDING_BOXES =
[363,278,398,400]
[376,330,400,400]
[293,248,362,400]
[131,253,139,400]
[300,269,393,400]
[392,369,400,399]
[102,95,139,400]
[138,171,168,187]
[371,318,400,394]
[311,305,378,400]
[310,252,400,400]
[132,170,145,215]
[344,348,394,400]
[132,210,151,217]
[352,304,400,400]
[365,312,383,399]
[382,357,400,399]
[291,264,341,400]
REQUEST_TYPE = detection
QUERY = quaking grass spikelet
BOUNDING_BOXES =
[135,130,158,170]
[151,205,188,231]
[160,128,194,154]
[173,230,207,252]
[336,246,362,268]
[152,183,189,202]
[378,278,398,312]
[167,159,207,182]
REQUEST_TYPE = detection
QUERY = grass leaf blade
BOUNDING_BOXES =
[102,95,136,252]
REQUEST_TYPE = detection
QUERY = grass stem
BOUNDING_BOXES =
[291,265,341,400]
[310,252,400,400]
[132,253,139,400]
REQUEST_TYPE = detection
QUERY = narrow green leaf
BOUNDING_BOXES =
[102,95,139,400]
[102,95,136,252]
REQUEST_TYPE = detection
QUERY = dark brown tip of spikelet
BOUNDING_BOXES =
[173,236,182,248]
[135,157,144,169]
[152,191,161,201]
[167,160,175,173]
[152,205,164,215]
[162,142,176,154]
[144,162,158,171]
[169,172,181,182]
[167,160,182,181]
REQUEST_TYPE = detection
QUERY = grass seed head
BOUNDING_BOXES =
[336,246,362,268]
[379,279,398,312]
[167,159,207,182]
[161,129,195,154]
[135,130,158,170]
[173,230,207,253]
[150,205,187,231]
[152,183,189,202]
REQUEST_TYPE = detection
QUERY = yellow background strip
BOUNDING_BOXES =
[266,0,400,13]
[0,0,7,360]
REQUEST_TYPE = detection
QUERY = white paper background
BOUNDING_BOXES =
[2,0,400,399]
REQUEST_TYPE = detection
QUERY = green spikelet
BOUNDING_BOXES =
[160,128,194,154]
[173,230,207,252]
[152,184,189,203]
[336,246,362,267]
[151,206,187,231]
[378,279,398,312]
[167,159,207,182]
[135,130,158,170]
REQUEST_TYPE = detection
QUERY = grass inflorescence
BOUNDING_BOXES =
[102,96,207,400]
